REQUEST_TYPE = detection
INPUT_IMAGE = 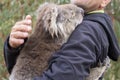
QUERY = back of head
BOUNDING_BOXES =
[70,0,111,12]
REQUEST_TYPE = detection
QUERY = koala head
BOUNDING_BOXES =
[35,3,84,39]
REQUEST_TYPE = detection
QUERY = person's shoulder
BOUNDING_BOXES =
[77,19,101,31]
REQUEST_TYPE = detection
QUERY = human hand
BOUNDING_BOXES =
[9,15,32,48]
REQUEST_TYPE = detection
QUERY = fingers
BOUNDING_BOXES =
[9,37,24,48]
[12,24,32,33]
[9,31,28,48]
[15,19,32,25]
[10,31,29,39]
[9,15,32,48]
[9,31,29,48]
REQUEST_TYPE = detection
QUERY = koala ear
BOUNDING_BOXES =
[41,4,59,38]
[36,3,61,38]
[48,6,59,37]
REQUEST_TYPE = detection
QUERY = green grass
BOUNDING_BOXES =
[104,20,120,80]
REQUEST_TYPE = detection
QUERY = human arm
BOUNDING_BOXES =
[4,36,21,73]
[4,15,32,73]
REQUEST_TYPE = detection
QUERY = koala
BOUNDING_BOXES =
[9,3,84,80]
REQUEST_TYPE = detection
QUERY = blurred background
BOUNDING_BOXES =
[0,0,120,80]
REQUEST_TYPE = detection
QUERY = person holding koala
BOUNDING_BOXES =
[4,0,120,80]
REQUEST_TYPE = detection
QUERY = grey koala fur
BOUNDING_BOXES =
[9,3,84,80]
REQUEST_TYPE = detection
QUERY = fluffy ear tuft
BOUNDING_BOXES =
[36,3,59,38]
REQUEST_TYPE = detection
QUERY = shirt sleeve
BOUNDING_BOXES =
[33,22,100,80]
[4,36,21,73]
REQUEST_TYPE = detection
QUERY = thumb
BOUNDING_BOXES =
[25,15,32,20]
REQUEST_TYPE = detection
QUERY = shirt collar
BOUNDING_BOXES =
[87,10,104,14]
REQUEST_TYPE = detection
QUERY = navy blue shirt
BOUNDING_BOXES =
[4,13,120,80]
